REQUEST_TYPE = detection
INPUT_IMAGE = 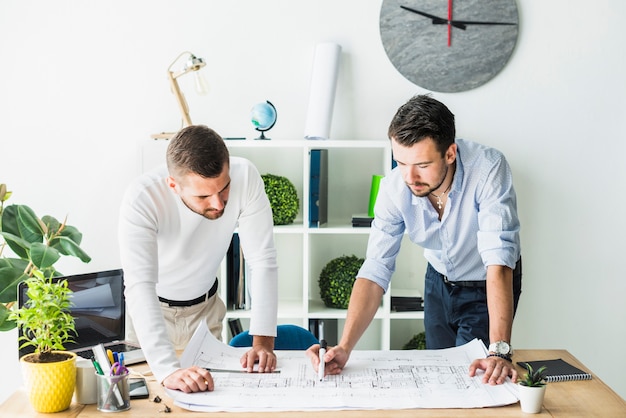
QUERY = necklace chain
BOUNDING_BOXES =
[431,182,452,210]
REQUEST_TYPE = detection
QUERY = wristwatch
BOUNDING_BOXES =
[488,340,513,356]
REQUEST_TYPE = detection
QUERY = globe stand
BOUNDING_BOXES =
[255,130,271,140]
[251,100,277,140]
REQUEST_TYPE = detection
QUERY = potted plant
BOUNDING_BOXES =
[518,362,548,414]
[261,174,299,225]
[0,183,91,412]
[318,255,364,309]
[402,332,426,350]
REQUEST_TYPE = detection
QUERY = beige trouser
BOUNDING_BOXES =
[126,294,226,350]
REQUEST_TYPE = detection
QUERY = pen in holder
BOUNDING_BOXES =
[96,370,130,412]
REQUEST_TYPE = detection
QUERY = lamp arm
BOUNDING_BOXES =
[168,70,193,127]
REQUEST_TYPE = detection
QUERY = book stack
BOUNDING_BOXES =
[391,289,424,312]
[351,213,373,227]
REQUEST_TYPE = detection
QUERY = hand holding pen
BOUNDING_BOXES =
[306,342,350,379]
[318,339,327,381]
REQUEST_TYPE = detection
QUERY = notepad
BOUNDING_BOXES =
[517,358,592,382]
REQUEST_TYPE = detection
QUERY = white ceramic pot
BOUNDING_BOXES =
[518,383,547,414]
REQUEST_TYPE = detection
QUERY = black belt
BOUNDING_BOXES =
[442,275,486,288]
[158,278,218,307]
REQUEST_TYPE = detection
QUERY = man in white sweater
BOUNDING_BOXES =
[119,125,278,393]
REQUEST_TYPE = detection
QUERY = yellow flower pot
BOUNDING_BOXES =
[20,351,77,413]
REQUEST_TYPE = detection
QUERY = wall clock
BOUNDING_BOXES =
[379,0,519,93]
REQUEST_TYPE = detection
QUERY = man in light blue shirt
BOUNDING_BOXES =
[309,95,522,385]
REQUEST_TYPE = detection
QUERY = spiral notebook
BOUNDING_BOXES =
[517,358,592,382]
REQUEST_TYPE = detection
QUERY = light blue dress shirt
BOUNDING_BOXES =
[358,139,521,293]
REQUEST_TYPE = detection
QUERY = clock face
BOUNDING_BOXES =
[380,0,519,92]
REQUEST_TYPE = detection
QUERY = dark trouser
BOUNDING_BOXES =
[423,258,522,349]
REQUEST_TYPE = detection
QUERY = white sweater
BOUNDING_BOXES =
[118,157,278,383]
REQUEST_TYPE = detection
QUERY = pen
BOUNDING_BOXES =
[203,367,281,374]
[106,349,114,365]
[318,339,327,381]
[91,356,104,375]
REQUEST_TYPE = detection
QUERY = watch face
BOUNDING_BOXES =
[380,0,519,92]
[497,341,510,354]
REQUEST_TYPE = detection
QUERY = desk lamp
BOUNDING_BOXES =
[152,51,209,139]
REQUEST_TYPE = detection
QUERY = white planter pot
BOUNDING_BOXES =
[518,383,547,414]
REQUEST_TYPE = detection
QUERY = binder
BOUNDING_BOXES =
[309,149,328,227]
[226,233,241,310]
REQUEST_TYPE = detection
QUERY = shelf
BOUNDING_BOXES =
[142,138,424,349]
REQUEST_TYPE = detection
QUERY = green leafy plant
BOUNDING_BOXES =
[0,183,91,336]
[402,332,426,350]
[10,274,76,362]
[519,363,548,387]
[318,255,364,309]
[261,174,299,225]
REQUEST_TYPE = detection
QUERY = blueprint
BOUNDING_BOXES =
[167,322,519,412]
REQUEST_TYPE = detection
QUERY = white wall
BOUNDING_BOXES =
[1,0,625,404]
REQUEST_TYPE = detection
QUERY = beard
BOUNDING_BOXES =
[406,165,448,198]
[180,196,227,220]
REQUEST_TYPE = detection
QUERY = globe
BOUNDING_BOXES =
[250,100,277,140]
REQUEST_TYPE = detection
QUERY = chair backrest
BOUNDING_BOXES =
[229,324,319,350]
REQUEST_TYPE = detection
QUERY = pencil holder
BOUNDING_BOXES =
[96,371,130,412]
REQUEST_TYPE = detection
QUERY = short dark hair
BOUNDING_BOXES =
[166,125,229,178]
[387,94,456,157]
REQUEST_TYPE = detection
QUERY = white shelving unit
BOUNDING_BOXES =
[142,138,427,350]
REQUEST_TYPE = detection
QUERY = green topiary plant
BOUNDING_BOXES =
[402,332,427,350]
[318,254,364,309]
[261,173,299,225]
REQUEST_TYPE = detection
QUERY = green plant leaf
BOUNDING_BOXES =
[0,231,33,256]
[14,205,46,236]
[41,215,62,235]
[52,236,91,263]
[520,363,548,387]
[29,242,61,270]
[57,224,83,245]
[0,265,28,303]
[1,205,44,258]
[0,303,16,331]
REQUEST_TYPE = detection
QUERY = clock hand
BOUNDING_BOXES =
[400,5,466,30]
[432,20,517,26]
[447,0,453,47]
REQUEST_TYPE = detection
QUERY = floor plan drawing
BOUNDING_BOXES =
[169,322,519,412]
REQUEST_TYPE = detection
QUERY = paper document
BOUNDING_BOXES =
[168,322,519,412]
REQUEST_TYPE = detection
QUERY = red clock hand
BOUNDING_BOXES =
[448,0,453,47]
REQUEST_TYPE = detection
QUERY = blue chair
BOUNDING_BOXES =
[229,324,319,350]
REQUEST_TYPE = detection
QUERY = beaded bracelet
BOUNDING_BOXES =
[487,353,512,362]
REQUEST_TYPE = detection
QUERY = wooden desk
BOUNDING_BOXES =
[2,349,624,417]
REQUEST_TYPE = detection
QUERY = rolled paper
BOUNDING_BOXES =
[304,42,342,140]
